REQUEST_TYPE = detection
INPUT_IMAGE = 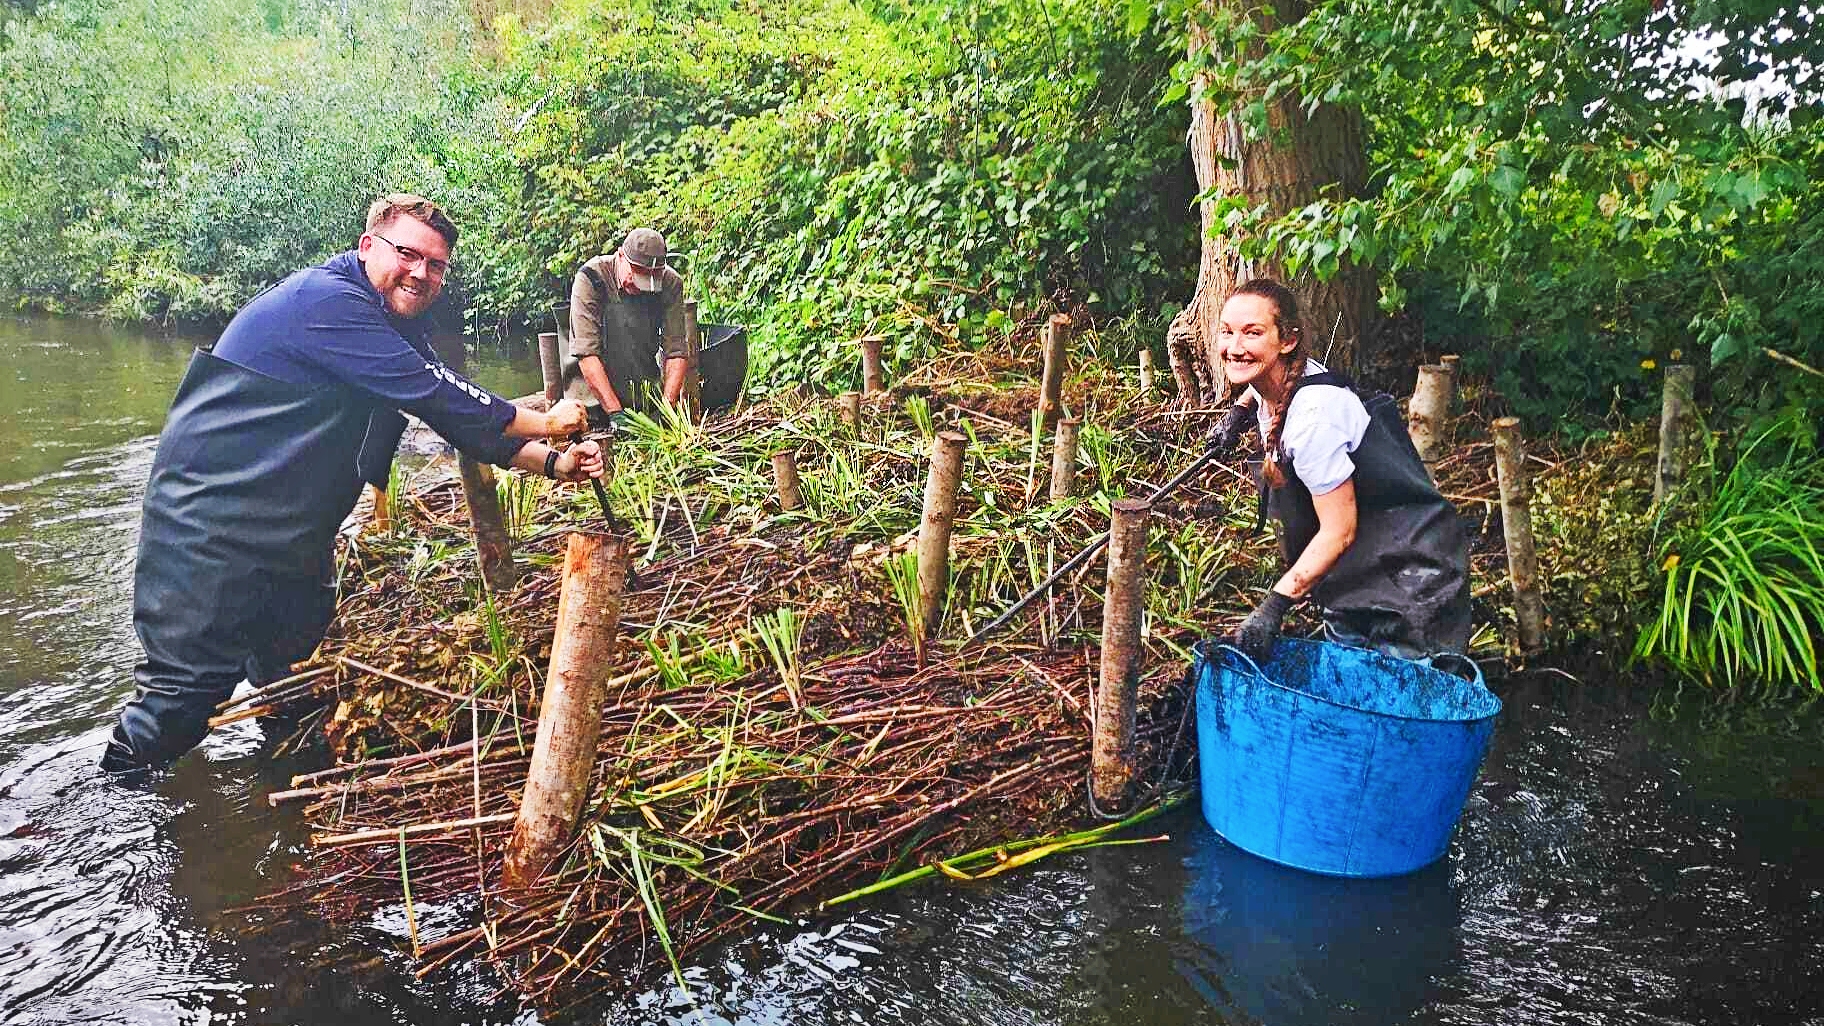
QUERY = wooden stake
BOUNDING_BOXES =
[1439,353,1461,398]
[1049,417,1082,501]
[537,331,562,403]
[1491,417,1545,654]
[458,456,518,594]
[860,336,887,395]
[917,431,968,639]
[682,300,703,421]
[838,391,862,430]
[1039,314,1070,427]
[1406,363,1453,473]
[1093,498,1150,811]
[368,483,392,534]
[1138,348,1155,393]
[772,451,803,511]
[1655,364,1697,506]
[502,532,631,890]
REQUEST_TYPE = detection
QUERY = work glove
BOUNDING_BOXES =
[1230,589,1294,663]
[547,398,588,439]
[602,409,633,435]
[1206,399,1257,454]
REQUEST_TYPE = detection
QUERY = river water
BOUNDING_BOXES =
[0,315,1819,1026]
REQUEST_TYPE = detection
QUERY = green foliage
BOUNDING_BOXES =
[1530,426,1662,650]
[1635,422,1824,694]
[1175,0,1824,434]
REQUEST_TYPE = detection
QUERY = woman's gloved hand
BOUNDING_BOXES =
[1206,399,1257,454]
[1230,589,1294,662]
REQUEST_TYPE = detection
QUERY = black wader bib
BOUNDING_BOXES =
[1265,371,1471,657]
[106,349,403,769]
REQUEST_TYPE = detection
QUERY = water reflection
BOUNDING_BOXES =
[1178,828,1460,1024]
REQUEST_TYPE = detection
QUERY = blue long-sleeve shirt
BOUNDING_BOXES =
[213,250,526,466]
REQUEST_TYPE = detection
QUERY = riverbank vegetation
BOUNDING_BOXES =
[3,0,1818,686]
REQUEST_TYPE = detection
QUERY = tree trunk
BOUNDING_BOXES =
[1172,0,1373,404]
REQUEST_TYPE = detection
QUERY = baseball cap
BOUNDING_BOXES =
[619,228,668,293]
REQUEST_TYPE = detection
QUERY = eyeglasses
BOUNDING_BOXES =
[371,232,450,278]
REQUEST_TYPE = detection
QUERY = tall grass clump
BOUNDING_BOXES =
[1634,422,1824,694]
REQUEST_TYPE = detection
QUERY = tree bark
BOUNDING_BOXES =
[1175,0,1373,403]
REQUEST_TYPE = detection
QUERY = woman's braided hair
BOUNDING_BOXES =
[1231,278,1308,488]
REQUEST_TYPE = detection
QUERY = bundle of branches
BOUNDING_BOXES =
[263,638,1192,1003]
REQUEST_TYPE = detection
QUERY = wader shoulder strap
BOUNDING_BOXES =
[1252,369,1357,532]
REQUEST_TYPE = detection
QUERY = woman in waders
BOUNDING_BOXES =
[1215,278,1471,662]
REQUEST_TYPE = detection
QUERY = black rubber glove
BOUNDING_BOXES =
[1232,589,1294,663]
[604,409,632,435]
[1206,399,1257,454]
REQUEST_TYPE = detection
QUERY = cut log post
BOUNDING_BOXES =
[1439,353,1461,399]
[838,391,862,431]
[1491,417,1545,654]
[1049,416,1082,501]
[917,431,968,639]
[860,336,887,395]
[458,456,518,593]
[502,532,631,890]
[1406,363,1453,475]
[772,451,803,511]
[368,483,392,534]
[1093,497,1151,811]
[1138,348,1155,393]
[1654,364,1698,506]
[1039,314,1070,426]
[538,331,563,403]
[682,300,703,421]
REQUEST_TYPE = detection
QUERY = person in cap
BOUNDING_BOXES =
[562,227,689,429]
[102,193,603,773]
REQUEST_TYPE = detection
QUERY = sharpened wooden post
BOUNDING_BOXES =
[860,336,887,395]
[538,331,562,403]
[772,451,803,511]
[838,391,861,431]
[1655,364,1697,506]
[1492,417,1544,654]
[1039,314,1070,426]
[682,300,703,421]
[459,456,517,593]
[368,484,392,534]
[1094,498,1150,811]
[1407,363,1452,475]
[1049,417,1082,501]
[502,533,631,890]
[917,431,968,639]
[1138,348,1155,393]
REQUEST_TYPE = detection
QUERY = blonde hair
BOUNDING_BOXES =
[365,193,458,247]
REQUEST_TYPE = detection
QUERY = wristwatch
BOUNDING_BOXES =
[544,448,562,479]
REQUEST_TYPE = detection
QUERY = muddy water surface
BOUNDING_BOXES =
[0,315,1819,1026]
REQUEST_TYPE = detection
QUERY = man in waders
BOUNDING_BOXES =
[560,227,689,429]
[102,194,605,773]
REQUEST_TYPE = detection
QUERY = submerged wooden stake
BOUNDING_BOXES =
[1491,417,1544,654]
[1039,314,1070,426]
[1049,417,1082,501]
[1093,498,1150,811]
[860,336,887,395]
[502,532,631,890]
[1406,363,1453,474]
[682,300,703,421]
[458,456,517,594]
[538,331,563,403]
[917,431,968,639]
[838,391,862,430]
[772,451,803,511]
[1138,349,1155,393]
[1655,364,1697,506]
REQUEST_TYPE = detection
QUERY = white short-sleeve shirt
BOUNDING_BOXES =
[1244,359,1370,497]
